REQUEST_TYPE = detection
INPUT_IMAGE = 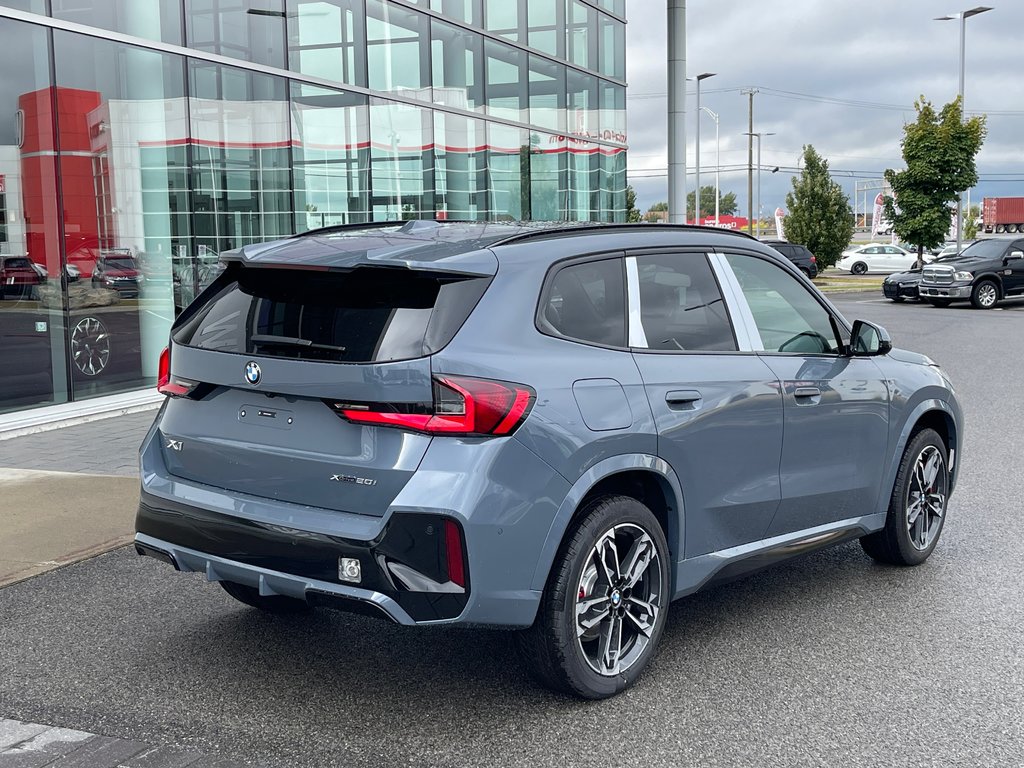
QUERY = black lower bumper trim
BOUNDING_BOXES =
[135,491,469,622]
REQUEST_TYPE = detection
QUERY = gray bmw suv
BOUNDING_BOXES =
[136,221,962,699]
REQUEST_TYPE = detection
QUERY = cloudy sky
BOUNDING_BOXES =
[625,0,1023,218]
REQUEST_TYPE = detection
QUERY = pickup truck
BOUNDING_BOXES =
[918,238,1024,309]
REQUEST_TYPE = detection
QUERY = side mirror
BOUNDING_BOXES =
[1006,251,1023,262]
[849,320,892,357]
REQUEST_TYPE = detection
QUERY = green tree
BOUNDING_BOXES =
[964,203,982,241]
[686,186,738,220]
[784,145,854,272]
[625,184,642,222]
[884,97,986,267]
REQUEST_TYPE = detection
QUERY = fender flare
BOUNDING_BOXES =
[875,398,961,514]
[528,454,685,592]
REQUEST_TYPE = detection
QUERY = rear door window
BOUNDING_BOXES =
[173,266,490,363]
[632,252,736,352]
[539,257,626,347]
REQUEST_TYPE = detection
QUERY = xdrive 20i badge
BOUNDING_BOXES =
[244,361,261,385]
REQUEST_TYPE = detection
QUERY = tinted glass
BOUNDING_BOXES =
[431,17,484,113]
[52,0,182,44]
[634,253,736,352]
[542,258,625,347]
[287,0,366,86]
[366,0,429,96]
[186,0,286,68]
[725,254,840,354]
[54,30,183,399]
[175,267,490,362]
[527,0,561,57]
[959,239,1012,259]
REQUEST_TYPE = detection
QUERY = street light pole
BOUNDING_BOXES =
[744,131,775,238]
[693,72,715,224]
[700,106,720,225]
[936,6,992,255]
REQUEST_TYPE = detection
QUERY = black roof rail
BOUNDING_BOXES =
[489,222,759,246]
[290,218,539,239]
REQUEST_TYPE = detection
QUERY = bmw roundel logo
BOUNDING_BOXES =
[244,361,261,385]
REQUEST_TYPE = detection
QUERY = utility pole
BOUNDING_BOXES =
[742,88,758,234]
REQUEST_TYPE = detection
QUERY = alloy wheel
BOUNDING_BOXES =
[575,523,662,677]
[71,316,110,376]
[977,283,998,308]
[905,445,947,551]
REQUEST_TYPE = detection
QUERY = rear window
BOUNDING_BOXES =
[173,266,490,363]
[3,258,31,269]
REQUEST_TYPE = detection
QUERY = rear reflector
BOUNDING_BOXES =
[333,375,534,436]
[444,519,466,588]
[156,346,198,398]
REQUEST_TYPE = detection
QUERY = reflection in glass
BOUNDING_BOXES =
[567,68,598,139]
[598,12,625,80]
[601,149,627,223]
[287,0,366,86]
[291,84,370,230]
[487,123,524,221]
[567,140,598,221]
[484,0,521,42]
[527,0,561,57]
[431,17,484,114]
[601,81,626,142]
[429,0,480,25]
[366,0,429,98]
[529,56,565,133]
[567,0,595,70]
[369,98,433,219]
[485,40,526,124]
[434,112,487,220]
[53,30,184,398]
[189,62,292,257]
[529,130,565,221]
[0,18,68,413]
[186,0,287,68]
[52,0,182,44]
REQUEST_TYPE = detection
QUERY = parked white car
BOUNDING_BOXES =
[837,243,931,274]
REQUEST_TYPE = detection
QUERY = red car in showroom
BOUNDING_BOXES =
[0,256,42,299]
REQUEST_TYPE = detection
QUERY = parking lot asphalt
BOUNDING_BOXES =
[1,293,1022,767]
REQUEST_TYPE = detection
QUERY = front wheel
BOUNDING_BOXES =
[970,280,999,309]
[861,428,949,566]
[518,495,670,699]
[851,262,868,275]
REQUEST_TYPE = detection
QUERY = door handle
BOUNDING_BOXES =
[665,389,702,409]
[794,386,822,401]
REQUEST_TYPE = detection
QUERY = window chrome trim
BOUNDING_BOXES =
[707,252,762,352]
[0,5,627,151]
[624,256,649,348]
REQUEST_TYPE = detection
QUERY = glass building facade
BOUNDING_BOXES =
[0,0,627,415]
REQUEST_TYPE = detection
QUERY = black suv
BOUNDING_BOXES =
[919,238,1024,309]
[761,240,818,279]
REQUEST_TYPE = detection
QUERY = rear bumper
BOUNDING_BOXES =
[135,491,469,623]
[136,531,420,624]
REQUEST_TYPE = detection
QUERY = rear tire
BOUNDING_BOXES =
[851,262,868,275]
[861,428,949,566]
[220,580,312,614]
[518,495,670,699]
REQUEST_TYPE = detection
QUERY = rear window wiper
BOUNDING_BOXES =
[250,334,347,353]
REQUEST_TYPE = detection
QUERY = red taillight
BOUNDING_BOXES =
[337,375,534,436]
[810,255,817,263]
[156,346,196,398]
[444,518,466,588]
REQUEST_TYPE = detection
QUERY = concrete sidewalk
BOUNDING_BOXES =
[0,410,154,586]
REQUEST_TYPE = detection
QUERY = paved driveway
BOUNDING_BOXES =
[0,294,1021,767]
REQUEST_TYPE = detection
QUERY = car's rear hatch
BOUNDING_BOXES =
[157,225,499,517]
